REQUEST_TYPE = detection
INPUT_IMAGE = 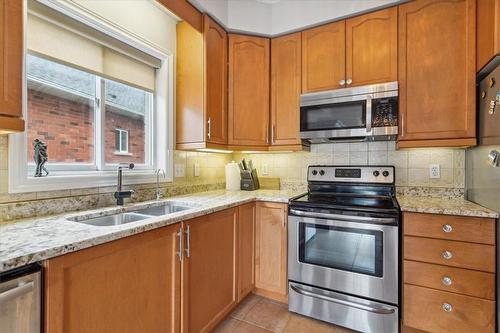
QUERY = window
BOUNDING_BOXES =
[9,1,174,193]
[115,129,129,154]
[25,54,153,171]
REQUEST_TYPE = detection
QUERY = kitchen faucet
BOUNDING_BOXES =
[155,168,166,200]
[114,163,135,206]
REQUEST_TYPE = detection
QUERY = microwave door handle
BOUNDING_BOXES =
[366,95,372,133]
[289,209,395,224]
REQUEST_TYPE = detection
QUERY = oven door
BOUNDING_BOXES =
[300,94,373,140]
[288,213,398,305]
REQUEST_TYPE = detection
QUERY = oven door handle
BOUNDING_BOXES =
[289,209,395,224]
[290,284,395,315]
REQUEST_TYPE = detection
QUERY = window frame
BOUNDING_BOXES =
[114,128,130,155]
[8,0,174,193]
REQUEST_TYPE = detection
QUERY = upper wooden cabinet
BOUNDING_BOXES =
[254,202,288,303]
[181,208,238,333]
[270,32,302,146]
[476,0,500,72]
[228,34,270,147]
[397,0,476,148]
[176,15,227,150]
[302,21,345,93]
[345,7,398,87]
[0,0,25,133]
[44,224,181,333]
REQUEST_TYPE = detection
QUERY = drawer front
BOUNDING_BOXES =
[404,284,495,333]
[404,236,495,272]
[404,260,495,300]
[403,213,495,244]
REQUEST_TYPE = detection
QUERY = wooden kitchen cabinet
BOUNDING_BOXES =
[228,34,270,147]
[238,203,255,301]
[176,15,227,150]
[181,208,238,333]
[397,0,476,148]
[270,32,302,147]
[345,7,397,87]
[476,0,500,72]
[254,202,288,302]
[44,224,181,333]
[301,21,345,93]
[0,0,25,133]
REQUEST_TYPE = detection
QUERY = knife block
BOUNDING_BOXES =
[240,169,260,191]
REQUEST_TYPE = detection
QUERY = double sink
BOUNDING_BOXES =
[68,202,198,227]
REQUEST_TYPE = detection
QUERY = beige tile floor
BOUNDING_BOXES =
[213,294,355,333]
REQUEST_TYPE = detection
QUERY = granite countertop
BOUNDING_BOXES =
[397,195,499,219]
[2,188,498,274]
[0,189,301,273]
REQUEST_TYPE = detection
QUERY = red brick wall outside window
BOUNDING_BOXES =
[27,89,145,165]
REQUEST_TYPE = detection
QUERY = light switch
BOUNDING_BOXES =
[193,163,200,177]
[429,164,440,179]
[174,164,185,178]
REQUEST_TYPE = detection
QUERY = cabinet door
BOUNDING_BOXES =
[255,202,288,302]
[476,0,500,72]
[301,21,345,93]
[0,0,24,131]
[204,15,227,145]
[228,34,270,146]
[345,7,397,87]
[271,32,301,146]
[398,0,476,147]
[44,224,181,333]
[181,208,238,333]
[238,203,255,301]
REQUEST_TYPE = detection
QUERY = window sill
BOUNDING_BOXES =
[9,169,173,193]
[113,151,133,156]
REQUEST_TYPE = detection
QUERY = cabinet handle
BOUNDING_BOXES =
[442,276,452,286]
[207,117,211,140]
[346,79,352,85]
[266,127,269,144]
[442,303,453,312]
[272,125,276,144]
[339,79,346,86]
[442,250,453,260]
[442,224,453,233]
[177,227,183,261]
[184,225,191,258]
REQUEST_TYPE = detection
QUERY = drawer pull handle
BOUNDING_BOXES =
[442,224,453,233]
[442,303,453,312]
[442,276,452,286]
[442,250,453,260]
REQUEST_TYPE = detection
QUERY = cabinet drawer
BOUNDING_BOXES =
[404,284,495,333]
[404,260,495,300]
[404,236,495,272]
[404,213,495,244]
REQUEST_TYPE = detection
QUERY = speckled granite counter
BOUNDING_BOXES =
[397,195,499,218]
[0,189,302,273]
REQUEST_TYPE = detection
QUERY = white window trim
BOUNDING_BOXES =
[114,128,129,154]
[8,0,174,193]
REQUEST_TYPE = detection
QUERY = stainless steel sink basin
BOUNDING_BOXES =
[133,202,196,216]
[70,212,151,227]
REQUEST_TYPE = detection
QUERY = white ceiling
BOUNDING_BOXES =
[188,0,402,36]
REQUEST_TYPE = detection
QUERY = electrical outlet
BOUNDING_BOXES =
[429,164,440,179]
[261,163,269,176]
[193,163,200,177]
[174,164,185,178]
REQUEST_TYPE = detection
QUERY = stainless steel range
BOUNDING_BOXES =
[288,166,400,333]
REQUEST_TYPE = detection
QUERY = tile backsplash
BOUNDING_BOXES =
[234,141,466,189]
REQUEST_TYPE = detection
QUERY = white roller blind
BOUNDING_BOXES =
[27,9,159,91]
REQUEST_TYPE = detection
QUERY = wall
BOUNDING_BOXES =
[234,142,466,190]
[189,0,401,35]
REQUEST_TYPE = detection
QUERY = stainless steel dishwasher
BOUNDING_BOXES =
[0,263,42,333]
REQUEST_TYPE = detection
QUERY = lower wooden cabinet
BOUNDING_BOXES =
[254,202,288,302]
[238,203,256,301]
[44,224,181,333]
[181,208,238,333]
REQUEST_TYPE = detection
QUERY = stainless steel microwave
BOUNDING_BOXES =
[300,82,398,143]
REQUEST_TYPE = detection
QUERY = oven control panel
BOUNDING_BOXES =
[308,166,394,184]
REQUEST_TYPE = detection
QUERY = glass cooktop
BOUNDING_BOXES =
[291,193,399,214]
